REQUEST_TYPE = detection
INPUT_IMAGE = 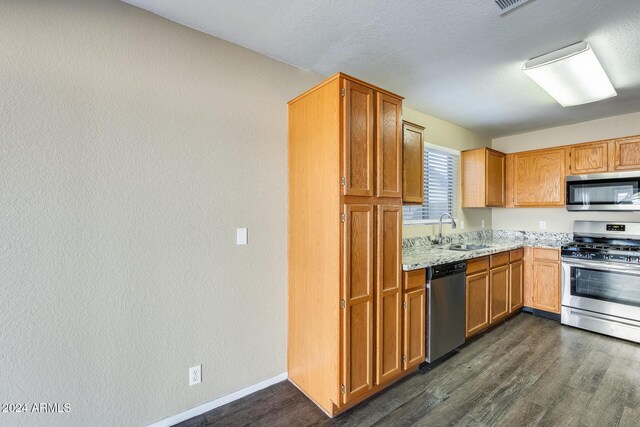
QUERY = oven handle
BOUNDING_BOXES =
[562,258,640,274]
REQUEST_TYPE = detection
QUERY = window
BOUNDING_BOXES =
[403,144,460,224]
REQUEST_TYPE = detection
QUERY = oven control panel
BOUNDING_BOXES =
[606,224,626,232]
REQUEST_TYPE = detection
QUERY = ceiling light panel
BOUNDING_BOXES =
[523,42,617,107]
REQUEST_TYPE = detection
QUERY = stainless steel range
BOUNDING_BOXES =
[561,221,640,343]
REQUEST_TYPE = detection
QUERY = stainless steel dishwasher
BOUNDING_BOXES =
[426,261,467,363]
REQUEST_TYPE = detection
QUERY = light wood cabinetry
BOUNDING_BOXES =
[466,250,525,338]
[509,249,524,316]
[506,147,566,207]
[474,134,640,207]
[529,248,561,314]
[343,204,374,402]
[489,265,509,324]
[567,141,609,175]
[461,147,506,207]
[288,73,413,417]
[466,257,490,338]
[613,135,640,171]
[402,121,424,204]
[564,135,640,175]
[343,80,375,197]
[403,273,426,370]
[376,94,402,198]
[375,204,402,385]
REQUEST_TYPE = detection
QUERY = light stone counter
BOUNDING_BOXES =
[402,230,571,271]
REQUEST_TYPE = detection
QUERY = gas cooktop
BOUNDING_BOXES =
[561,221,640,263]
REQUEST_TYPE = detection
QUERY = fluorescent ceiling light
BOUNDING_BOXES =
[523,41,616,107]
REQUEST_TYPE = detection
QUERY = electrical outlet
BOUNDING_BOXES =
[481,220,485,229]
[236,228,248,245]
[189,365,201,386]
[539,221,547,230]
[460,220,465,230]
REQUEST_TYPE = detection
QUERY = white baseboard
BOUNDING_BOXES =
[148,372,288,427]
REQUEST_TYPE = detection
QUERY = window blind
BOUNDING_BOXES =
[403,146,459,223]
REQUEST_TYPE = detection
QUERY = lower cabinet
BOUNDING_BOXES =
[530,248,561,314]
[466,269,490,338]
[466,257,490,338]
[403,287,425,369]
[466,249,525,338]
[509,249,524,313]
[489,265,509,324]
[509,260,524,312]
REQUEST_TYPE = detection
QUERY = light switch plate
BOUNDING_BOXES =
[236,228,248,245]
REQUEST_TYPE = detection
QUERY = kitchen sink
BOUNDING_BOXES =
[448,244,491,251]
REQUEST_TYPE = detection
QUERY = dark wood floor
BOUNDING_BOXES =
[178,313,640,426]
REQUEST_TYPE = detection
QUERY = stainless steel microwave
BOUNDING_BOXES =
[566,171,640,211]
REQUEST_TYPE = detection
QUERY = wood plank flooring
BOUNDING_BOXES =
[178,313,640,426]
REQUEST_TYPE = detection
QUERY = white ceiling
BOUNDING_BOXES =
[121,0,640,138]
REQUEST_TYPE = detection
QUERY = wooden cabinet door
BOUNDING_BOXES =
[403,288,425,370]
[466,271,489,338]
[613,136,640,171]
[343,80,375,196]
[402,121,424,204]
[377,93,402,198]
[567,141,608,175]
[532,260,561,314]
[507,148,566,207]
[375,204,402,384]
[489,266,509,324]
[486,149,505,207]
[509,260,524,313]
[342,204,374,403]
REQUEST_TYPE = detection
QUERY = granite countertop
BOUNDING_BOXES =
[402,230,571,271]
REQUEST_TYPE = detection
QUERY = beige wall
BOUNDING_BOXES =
[0,1,321,426]
[492,112,640,232]
[402,108,492,238]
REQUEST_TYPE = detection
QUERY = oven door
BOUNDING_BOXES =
[562,258,640,322]
[566,172,640,211]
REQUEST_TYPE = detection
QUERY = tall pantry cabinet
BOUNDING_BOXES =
[288,73,414,416]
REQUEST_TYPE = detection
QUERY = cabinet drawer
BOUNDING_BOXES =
[533,248,559,261]
[490,252,510,268]
[404,269,426,291]
[467,257,489,275]
[509,248,524,262]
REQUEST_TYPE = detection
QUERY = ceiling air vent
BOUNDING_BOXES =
[495,0,533,15]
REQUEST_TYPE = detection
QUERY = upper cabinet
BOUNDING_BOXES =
[344,80,375,196]
[343,79,403,198]
[461,147,505,208]
[376,94,403,198]
[566,135,640,175]
[466,135,640,208]
[506,147,566,207]
[402,121,424,204]
[613,136,640,171]
[567,141,609,175]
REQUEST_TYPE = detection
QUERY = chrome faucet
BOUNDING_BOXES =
[438,213,457,245]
